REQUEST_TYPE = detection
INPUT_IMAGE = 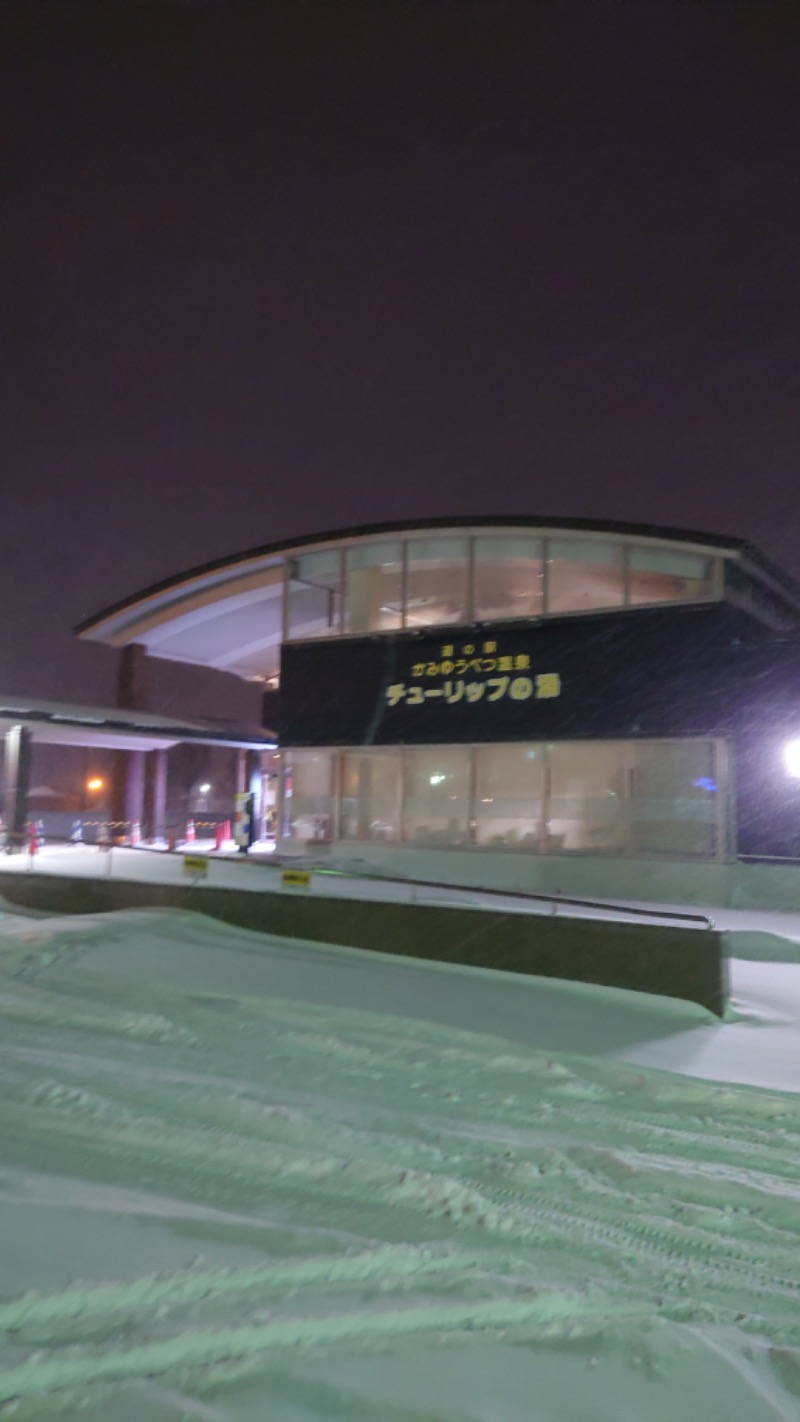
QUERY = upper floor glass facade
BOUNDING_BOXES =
[285,529,720,641]
[76,516,800,688]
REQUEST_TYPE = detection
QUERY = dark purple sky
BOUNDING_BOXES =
[3,0,800,703]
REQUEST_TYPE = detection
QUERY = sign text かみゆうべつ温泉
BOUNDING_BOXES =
[384,638,561,710]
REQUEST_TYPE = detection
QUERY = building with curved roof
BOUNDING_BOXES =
[77,515,800,682]
[78,517,800,884]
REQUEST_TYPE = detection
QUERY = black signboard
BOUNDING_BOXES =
[279,602,759,748]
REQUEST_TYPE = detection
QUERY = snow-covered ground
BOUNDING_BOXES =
[0,902,799,1419]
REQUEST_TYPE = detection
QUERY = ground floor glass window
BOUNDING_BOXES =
[280,738,726,858]
[473,743,545,848]
[340,751,401,842]
[403,746,471,845]
[281,750,336,841]
[547,742,628,853]
[628,740,720,856]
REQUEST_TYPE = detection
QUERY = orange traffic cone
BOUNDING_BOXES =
[27,824,38,856]
[214,822,224,851]
[186,819,196,843]
[130,820,141,846]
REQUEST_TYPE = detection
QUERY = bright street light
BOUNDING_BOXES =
[785,741,800,778]
[86,777,104,792]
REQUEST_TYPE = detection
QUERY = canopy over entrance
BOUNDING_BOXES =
[0,694,275,752]
[0,694,276,852]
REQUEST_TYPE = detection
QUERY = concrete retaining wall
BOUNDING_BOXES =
[0,869,727,1016]
[319,841,735,906]
[312,841,800,912]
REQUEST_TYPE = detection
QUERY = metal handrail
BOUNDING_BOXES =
[296,861,717,929]
[22,834,716,929]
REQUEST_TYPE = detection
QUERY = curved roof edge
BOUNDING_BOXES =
[75,514,799,639]
[75,514,778,637]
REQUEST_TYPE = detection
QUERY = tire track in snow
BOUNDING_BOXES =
[0,1245,484,1333]
[0,1291,668,1405]
[2,1085,799,1347]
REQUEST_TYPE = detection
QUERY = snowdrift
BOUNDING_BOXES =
[0,906,798,1419]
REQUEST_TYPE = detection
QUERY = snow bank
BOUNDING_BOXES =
[0,905,798,1419]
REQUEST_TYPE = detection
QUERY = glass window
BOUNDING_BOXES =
[546,742,627,853]
[402,745,470,845]
[628,740,720,856]
[404,537,468,628]
[628,546,715,606]
[473,744,544,848]
[343,542,403,635]
[340,750,401,841]
[282,750,335,841]
[547,538,624,614]
[286,551,342,640]
[473,537,544,621]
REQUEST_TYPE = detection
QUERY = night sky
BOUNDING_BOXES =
[3,0,800,705]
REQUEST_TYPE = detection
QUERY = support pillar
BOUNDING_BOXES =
[154,748,168,842]
[125,751,146,838]
[246,749,260,794]
[233,749,261,843]
[4,725,32,853]
[246,749,262,838]
[111,749,146,843]
[111,643,150,842]
[235,749,247,795]
[110,751,126,837]
[117,643,149,711]
[357,756,371,840]
[144,748,168,842]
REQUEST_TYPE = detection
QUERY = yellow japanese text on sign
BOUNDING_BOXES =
[282,868,311,890]
[182,854,209,878]
[385,638,560,709]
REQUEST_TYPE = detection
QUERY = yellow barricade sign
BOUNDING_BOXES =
[281,868,311,890]
[183,854,209,879]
